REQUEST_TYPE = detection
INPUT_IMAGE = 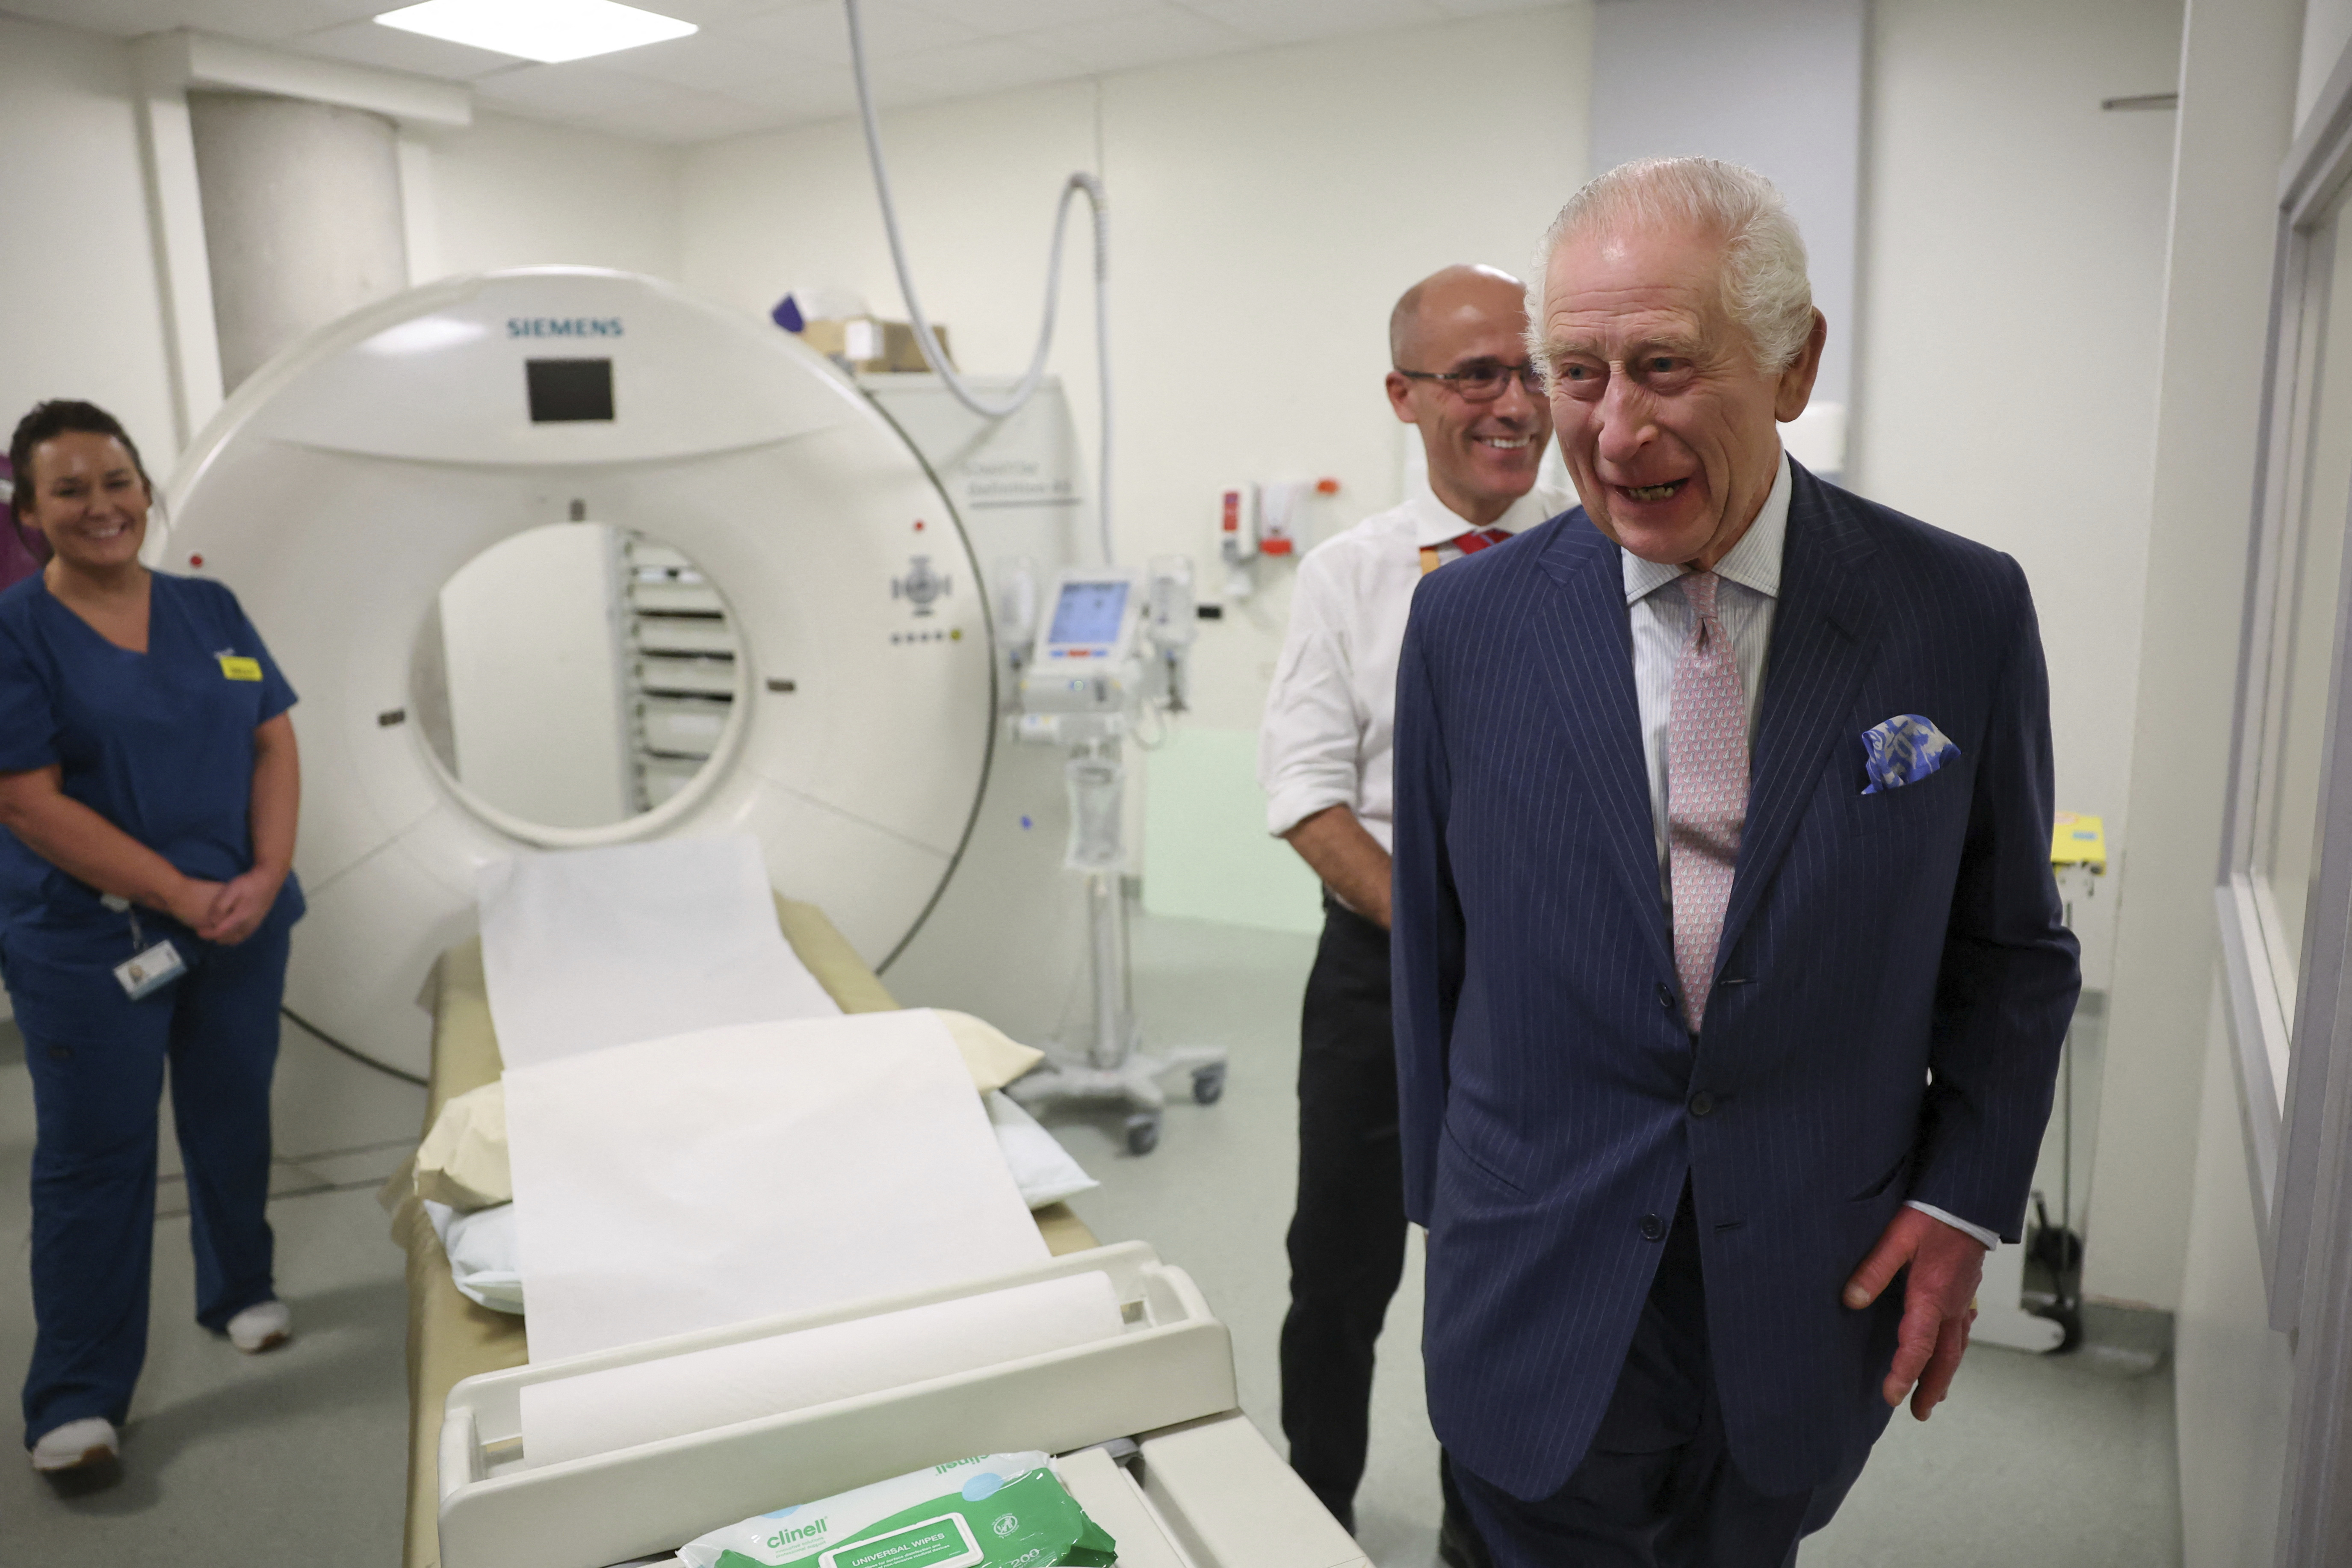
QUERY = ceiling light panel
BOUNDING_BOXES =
[375,0,696,63]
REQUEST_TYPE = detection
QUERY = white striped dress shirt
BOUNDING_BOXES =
[1260,486,1570,850]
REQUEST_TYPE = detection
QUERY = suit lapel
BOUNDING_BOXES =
[1715,466,1880,973]
[1533,516,1676,979]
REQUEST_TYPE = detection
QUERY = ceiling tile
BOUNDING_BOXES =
[722,66,866,122]
[472,59,685,118]
[629,0,786,22]
[0,0,378,39]
[174,0,384,42]
[722,1,853,65]
[600,26,817,91]
[838,0,982,56]
[573,88,796,143]
[1022,5,1248,72]
[0,0,140,35]
[721,0,980,71]
[285,17,521,79]
[901,0,1161,37]
[868,37,1084,99]
[1180,0,1445,45]
[1427,0,1572,14]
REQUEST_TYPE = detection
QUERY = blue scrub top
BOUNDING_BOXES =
[0,570,305,961]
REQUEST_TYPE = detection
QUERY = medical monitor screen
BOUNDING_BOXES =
[1048,580,1129,647]
[527,358,615,422]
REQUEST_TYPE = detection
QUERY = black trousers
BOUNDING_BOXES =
[1280,897,1482,1550]
[1451,1188,1865,1568]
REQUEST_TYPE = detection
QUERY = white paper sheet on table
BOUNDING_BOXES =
[505,1009,1050,1364]
[477,835,840,1070]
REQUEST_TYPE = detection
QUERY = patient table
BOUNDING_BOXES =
[388,897,1096,1568]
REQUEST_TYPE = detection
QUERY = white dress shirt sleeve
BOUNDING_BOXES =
[1260,549,1368,839]
[1904,1200,2001,1251]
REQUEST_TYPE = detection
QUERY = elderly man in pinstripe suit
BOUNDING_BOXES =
[1388,158,2080,1566]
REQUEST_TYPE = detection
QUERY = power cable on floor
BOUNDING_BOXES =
[280,1005,426,1088]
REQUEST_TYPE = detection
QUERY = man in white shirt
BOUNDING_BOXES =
[1258,264,1568,1560]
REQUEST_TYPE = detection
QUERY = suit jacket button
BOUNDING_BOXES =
[1640,1212,1665,1242]
[1689,1092,1715,1118]
[1656,982,1676,1013]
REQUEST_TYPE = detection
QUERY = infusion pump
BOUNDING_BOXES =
[1011,564,1193,742]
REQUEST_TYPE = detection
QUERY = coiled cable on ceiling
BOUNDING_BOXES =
[843,0,1115,564]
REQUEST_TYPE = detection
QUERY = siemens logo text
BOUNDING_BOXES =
[507,318,623,339]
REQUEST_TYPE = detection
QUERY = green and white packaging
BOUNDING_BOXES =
[677,1451,1119,1568]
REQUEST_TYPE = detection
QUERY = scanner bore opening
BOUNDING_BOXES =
[411,521,750,842]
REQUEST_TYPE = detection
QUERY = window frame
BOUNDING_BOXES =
[2220,38,2352,1349]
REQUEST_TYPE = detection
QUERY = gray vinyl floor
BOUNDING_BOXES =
[0,911,2181,1566]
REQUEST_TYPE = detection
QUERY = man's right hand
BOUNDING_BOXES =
[1842,1206,1987,1420]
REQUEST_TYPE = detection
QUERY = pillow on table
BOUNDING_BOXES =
[410,1008,1046,1213]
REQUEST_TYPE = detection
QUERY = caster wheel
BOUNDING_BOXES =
[2030,1301,2084,1354]
[1191,1065,1226,1105]
[1124,1113,1161,1156]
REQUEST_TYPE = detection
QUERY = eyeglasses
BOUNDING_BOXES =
[1394,359,1545,402]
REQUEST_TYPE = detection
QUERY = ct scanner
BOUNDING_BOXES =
[156,267,1086,1079]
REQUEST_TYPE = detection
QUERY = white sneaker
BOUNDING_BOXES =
[30,1417,118,1475]
[226,1299,292,1354]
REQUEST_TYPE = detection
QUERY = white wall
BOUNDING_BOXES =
[1103,15,1593,730]
[410,110,683,285]
[680,11,1596,740]
[0,15,178,476]
[2302,0,2352,127]
[1591,0,1864,431]
[1852,0,2181,862]
[438,524,632,830]
[681,80,1100,396]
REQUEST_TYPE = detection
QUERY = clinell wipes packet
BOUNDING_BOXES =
[677,1452,1117,1568]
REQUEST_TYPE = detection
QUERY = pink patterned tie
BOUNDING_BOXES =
[1668,571,1748,1033]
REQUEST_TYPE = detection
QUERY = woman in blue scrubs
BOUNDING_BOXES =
[0,401,304,1482]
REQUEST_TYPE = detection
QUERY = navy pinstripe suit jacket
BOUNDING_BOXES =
[1390,462,2081,1501]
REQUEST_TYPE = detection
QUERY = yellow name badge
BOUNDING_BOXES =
[217,656,263,682]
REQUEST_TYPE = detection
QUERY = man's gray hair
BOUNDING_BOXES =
[1525,157,1814,375]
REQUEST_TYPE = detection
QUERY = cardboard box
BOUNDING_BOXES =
[799,316,952,374]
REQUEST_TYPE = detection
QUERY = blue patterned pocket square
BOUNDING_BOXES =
[1860,714,1959,795]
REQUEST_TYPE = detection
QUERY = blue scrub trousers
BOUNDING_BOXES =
[3,916,289,1449]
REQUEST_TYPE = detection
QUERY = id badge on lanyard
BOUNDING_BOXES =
[103,895,186,1000]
